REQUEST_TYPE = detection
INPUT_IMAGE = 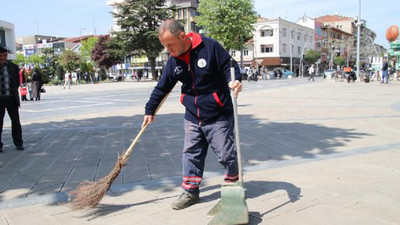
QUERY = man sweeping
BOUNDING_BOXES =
[142,19,243,210]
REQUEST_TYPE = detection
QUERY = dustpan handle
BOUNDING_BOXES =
[230,59,243,183]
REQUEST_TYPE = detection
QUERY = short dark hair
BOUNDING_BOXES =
[158,19,185,37]
[0,46,10,53]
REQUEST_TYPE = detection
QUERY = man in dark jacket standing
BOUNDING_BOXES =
[142,19,242,210]
[0,47,24,152]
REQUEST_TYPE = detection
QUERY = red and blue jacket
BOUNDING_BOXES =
[145,32,242,125]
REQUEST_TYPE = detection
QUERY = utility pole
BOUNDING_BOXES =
[290,30,293,72]
[356,0,361,78]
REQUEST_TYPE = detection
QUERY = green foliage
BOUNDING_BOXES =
[196,0,257,50]
[41,48,59,83]
[80,62,88,74]
[98,69,107,80]
[334,56,346,66]
[92,35,119,70]
[112,0,173,80]
[87,62,94,73]
[26,54,45,67]
[304,49,321,64]
[80,36,98,62]
[59,50,81,74]
[56,65,64,80]
[14,53,26,66]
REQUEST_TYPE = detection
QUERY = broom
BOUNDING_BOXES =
[70,93,169,210]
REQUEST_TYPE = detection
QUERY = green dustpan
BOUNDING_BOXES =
[207,59,249,225]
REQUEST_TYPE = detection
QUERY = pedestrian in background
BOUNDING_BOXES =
[19,64,28,101]
[0,46,24,152]
[381,57,389,84]
[308,64,315,82]
[142,19,242,210]
[63,72,71,89]
[31,67,42,101]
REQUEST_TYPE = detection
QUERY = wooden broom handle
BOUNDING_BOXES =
[122,93,170,160]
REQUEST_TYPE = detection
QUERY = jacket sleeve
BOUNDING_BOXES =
[214,41,242,83]
[145,60,178,115]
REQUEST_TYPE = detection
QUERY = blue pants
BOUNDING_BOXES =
[382,71,389,83]
[181,116,238,193]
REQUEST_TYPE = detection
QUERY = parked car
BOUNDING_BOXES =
[324,69,336,79]
[273,68,294,79]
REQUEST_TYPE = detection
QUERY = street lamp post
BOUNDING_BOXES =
[356,0,361,78]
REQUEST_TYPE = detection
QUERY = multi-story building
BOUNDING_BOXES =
[167,0,199,33]
[0,20,16,60]
[316,14,384,68]
[106,0,124,33]
[233,17,314,76]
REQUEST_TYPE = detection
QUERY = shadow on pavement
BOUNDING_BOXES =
[0,113,368,210]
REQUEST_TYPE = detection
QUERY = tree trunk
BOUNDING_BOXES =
[148,56,157,80]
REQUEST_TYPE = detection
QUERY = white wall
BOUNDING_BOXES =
[0,20,16,60]
[253,18,315,59]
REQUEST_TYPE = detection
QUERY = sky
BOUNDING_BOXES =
[1,0,399,49]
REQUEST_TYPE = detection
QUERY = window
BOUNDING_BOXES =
[282,28,287,37]
[304,34,307,41]
[260,29,273,37]
[297,32,301,40]
[282,43,287,53]
[261,44,273,53]
[183,8,187,19]
[230,50,236,57]
[291,31,294,39]
[243,49,249,56]
[298,46,301,55]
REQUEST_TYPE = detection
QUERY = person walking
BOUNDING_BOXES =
[381,58,389,84]
[19,64,28,101]
[63,72,71,89]
[308,64,315,82]
[0,47,24,152]
[142,19,242,210]
[30,67,42,101]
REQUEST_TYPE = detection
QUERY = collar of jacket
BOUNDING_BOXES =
[172,32,203,61]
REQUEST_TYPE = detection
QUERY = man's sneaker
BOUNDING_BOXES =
[172,191,199,210]
[16,145,24,151]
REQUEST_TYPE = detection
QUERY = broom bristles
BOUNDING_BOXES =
[70,156,127,210]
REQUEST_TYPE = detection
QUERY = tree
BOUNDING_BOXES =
[196,0,257,51]
[334,56,345,67]
[56,65,64,80]
[80,36,98,63]
[59,50,81,76]
[41,48,59,83]
[92,35,121,70]
[112,0,173,80]
[304,49,321,64]
[14,53,26,66]
[26,54,45,67]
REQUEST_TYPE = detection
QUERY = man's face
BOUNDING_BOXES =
[0,52,7,66]
[159,30,186,56]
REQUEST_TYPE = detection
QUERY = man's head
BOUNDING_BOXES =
[158,19,191,56]
[0,46,9,66]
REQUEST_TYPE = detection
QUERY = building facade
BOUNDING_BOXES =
[235,17,314,76]
[0,20,16,60]
[316,14,383,68]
